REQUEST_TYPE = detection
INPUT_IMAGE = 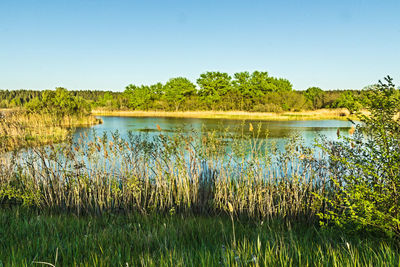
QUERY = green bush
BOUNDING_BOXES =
[25,87,91,117]
[318,76,400,236]
[334,91,363,114]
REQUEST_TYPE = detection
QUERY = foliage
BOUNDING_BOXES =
[305,87,324,109]
[97,92,120,109]
[334,91,363,114]
[25,87,91,117]
[232,71,293,110]
[124,83,163,110]
[163,77,196,111]
[263,91,308,112]
[197,71,233,109]
[0,71,370,112]
[318,76,400,236]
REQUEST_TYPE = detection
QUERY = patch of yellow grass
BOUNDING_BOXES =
[0,110,102,152]
[92,108,354,121]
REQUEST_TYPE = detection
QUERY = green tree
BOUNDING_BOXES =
[305,87,324,109]
[197,72,232,109]
[25,87,90,117]
[334,91,362,114]
[270,77,293,92]
[232,71,293,110]
[318,76,400,236]
[96,92,122,110]
[164,77,196,111]
[9,97,22,107]
[124,84,155,110]
[249,71,276,96]
[149,83,164,101]
[232,71,252,110]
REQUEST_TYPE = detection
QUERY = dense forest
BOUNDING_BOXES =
[0,71,370,112]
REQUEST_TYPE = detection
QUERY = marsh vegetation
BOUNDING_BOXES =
[0,87,101,152]
[0,77,399,265]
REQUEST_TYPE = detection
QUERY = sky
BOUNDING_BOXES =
[0,0,399,91]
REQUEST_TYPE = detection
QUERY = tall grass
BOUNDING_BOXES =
[0,110,101,152]
[0,208,398,266]
[92,108,353,121]
[0,125,329,222]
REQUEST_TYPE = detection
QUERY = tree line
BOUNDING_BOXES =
[0,87,90,118]
[0,71,371,113]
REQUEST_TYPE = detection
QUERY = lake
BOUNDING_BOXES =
[74,116,354,147]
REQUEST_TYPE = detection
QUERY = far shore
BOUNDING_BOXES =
[92,108,357,121]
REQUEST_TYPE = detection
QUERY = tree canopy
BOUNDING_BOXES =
[25,87,90,117]
[0,70,374,112]
[164,77,196,111]
[197,72,232,109]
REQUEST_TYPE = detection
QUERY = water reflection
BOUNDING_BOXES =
[74,116,354,146]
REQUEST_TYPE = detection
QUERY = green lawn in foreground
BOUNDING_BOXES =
[0,208,398,266]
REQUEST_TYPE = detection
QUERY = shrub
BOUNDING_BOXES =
[252,103,283,113]
[318,76,400,236]
[25,87,91,118]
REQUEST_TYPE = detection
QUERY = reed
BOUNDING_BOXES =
[0,125,329,222]
[0,110,101,152]
[92,108,355,121]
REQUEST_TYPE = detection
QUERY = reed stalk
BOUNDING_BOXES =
[0,124,331,222]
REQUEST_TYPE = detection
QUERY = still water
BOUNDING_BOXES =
[74,116,354,146]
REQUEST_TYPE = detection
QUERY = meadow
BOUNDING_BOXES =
[1,208,399,266]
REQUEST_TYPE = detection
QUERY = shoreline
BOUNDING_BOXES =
[92,108,355,121]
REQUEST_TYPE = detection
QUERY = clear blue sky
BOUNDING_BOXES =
[0,0,399,91]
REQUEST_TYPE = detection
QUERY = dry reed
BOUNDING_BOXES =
[0,110,101,152]
[92,108,354,121]
[0,125,330,222]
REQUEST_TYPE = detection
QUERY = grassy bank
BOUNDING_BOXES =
[0,208,398,266]
[92,108,355,121]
